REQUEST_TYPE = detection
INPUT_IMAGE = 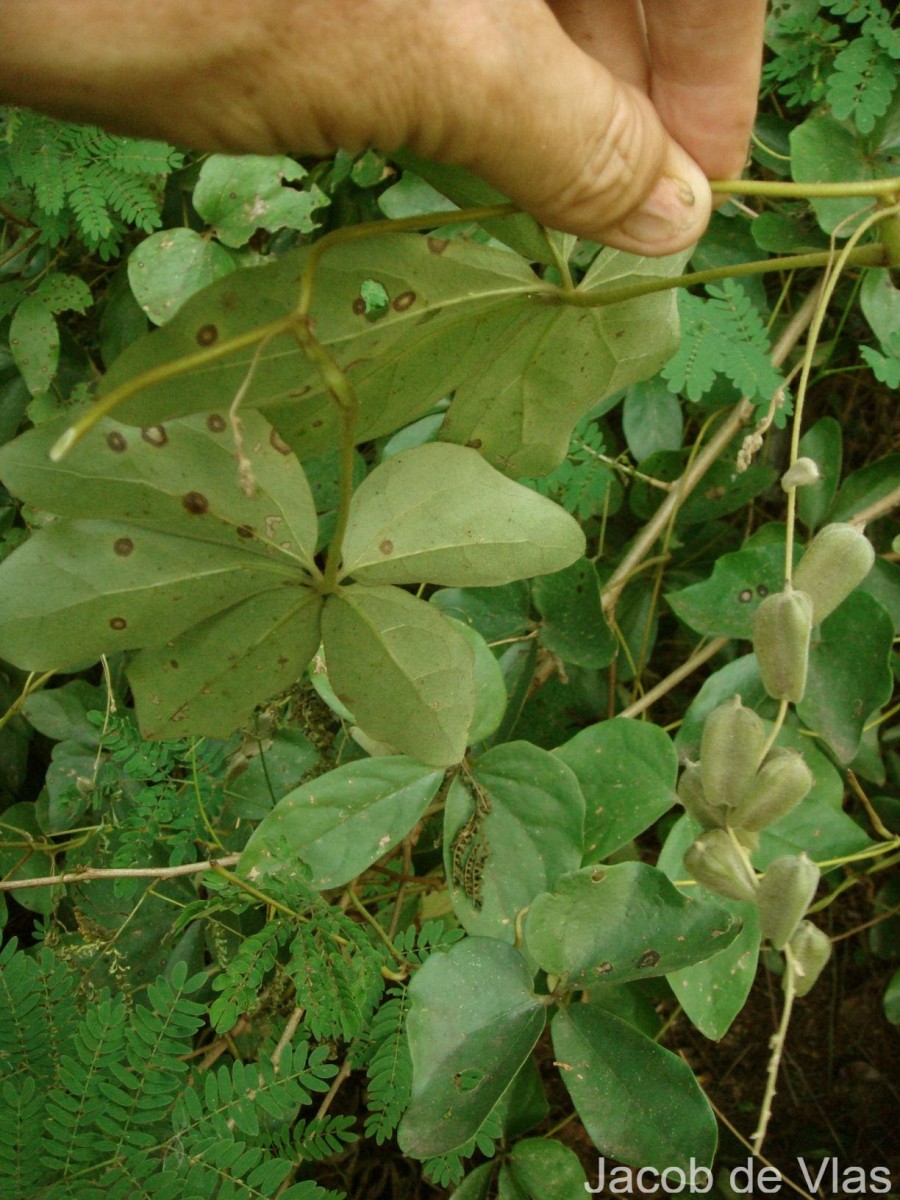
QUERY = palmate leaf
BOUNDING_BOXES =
[98,235,685,478]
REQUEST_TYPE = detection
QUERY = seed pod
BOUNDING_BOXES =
[780,457,821,492]
[752,585,813,704]
[684,829,758,903]
[757,853,820,950]
[699,695,766,810]
[733,749,813,832]
[788,920,832,997]
[678,762,728,829]
[793,523,875,625]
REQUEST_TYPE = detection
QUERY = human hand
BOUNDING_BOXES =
[0,0,766,255]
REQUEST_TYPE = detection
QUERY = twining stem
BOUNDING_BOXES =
[760,698,790,762]
[0,853,241,892]
[752,943,799,1156]
[782,202,900,584]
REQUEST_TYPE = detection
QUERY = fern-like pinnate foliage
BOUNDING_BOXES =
[0,940,343,1200]
[765,0,900,132]
[662,281,786,410]
[1,109,182,256]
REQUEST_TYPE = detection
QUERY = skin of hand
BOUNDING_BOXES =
[0,0,767,255]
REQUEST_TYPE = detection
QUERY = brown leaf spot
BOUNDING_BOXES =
[637,949,661,969]
[427,237,449,255]
[196,323,218,346]
[379,539,394,555]
[113,537,134,557]
[466,438,482,450]
[269,428,291,455]
[169,660,179,669]
[757,583,769,597]
[392,290,416,312]
[352,297,367,315]
[595,961,613,975]
[106,431,127,453]
[206,413,227,433]
[237,524,254,539]
[141,425,168,448]
[182,491,209,515]
[591,869,606,883]
[109,616,127,631]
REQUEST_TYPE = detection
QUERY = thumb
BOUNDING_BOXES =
[431,5,711,255]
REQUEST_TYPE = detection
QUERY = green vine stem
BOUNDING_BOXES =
[710,175,900,198]
[752,942,799,1157]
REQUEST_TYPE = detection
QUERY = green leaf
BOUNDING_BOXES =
[524,862,740,990]
[0,410,320,570]
[504,1139,588,1198]
[532,559,616,669]
[553,718,678,861]
[797,591,894,764]
[0,801,55,913]
[340,443,584,585]
[827,452,900,523]
[658,814,760,1040]
[860,268,900,356]
[9,294,58,396]
[551,1004,717,1171]
[398,937,546,1159]
[884,968,900,1025]
[790,113,892,233]
[0,519,297,670]
[35,272,93,315]
[666,543,789,638]
[128,586,323,739]
[239,757,443,889]
[797,416,842,532]
[622,379,684,461]
[449,1163,495,1200]
[322,584,474,767]
[193,154,327,247]
[430,582,532,643]
[449,620,507,744]
[444,742,585,940]
[128,227,237,325]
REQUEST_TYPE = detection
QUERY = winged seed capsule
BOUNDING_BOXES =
[792,522,875,624]
[752,585,813,704]
[677,762,729,829]
[699,696,766,810]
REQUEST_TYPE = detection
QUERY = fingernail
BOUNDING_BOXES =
[616,173,699,246]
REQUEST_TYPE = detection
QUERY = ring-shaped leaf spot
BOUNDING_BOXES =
[339,443,584,586]
[398,937,546,1159]
[553,718,677,861]
[0,520,297,671]
[322,584,474,768]
[238,756,443,890]
[447,619,507,744]
[444,742,584,941]
[666,542,791,639]
[523,862,739,991]
[128,587,323,739]
[532,558,616,668]
[551,1004,717,1172]
[658,813,760,1040]
[0,410,320,571]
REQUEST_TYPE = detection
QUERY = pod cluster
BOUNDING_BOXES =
[679,696,830,995]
